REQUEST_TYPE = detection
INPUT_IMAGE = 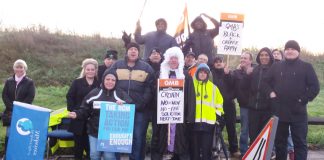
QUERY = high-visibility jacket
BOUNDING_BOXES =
[193,78,224,124]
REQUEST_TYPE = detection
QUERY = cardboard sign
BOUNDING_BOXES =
[157,79,184,124]
[218,13,244,55]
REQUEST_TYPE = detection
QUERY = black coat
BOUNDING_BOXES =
[75,88,133,137]
[98,64,108,84]
[263,59,320,122]
[2,75,35,126]
[232,68,252,107]
[66,77,99,135]
[211,68,235,102]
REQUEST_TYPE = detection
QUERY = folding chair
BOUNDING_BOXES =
[46,110,74,160]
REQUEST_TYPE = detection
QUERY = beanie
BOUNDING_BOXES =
[284,40,300,52]
[105,50,118,60]
[126,42,140,52]
[150,47,162,56]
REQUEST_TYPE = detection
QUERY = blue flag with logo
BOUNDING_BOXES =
[96,101,135,153]
[6,101,51,160]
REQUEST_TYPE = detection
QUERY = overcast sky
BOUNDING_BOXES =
[1,0,324,53]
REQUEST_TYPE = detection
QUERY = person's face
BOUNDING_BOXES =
[213,60,224,69]
[104,74,116,90]
[259,51,270,65]
[168,56,179,69]
[272,51,283,61]
[149,52,162,63]
[104,58,116,68]
[185,55,195,66]
[84,64,96,79]
[194,20,204,29]
[284,48,299,60]
[14,65,25,77]
[198,70,208,81]
[197,54,208,64]
[240,53,252,68]
[156,21,166,32]
[127,47,139,62]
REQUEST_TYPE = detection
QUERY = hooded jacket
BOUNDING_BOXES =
[246,47,274,111]
[2,75,35,126]
[183,16,220,65]
[75,70,133,137]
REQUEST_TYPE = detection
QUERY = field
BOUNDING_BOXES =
[0,26,324,156]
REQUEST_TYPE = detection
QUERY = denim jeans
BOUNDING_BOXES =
[287,126,294,152]
[129,111,149,160]
[239,107,249,155]
[88,135,118,160]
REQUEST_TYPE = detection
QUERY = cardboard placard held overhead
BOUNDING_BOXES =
[218,13,244,55]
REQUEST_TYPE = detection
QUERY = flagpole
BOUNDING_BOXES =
[138,0,148,20]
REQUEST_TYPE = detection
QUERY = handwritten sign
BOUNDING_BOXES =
[96,101,135,153]
[218,13,245,55]
[157,79,184,124]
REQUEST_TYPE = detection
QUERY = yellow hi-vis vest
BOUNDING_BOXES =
[193,78,224,124]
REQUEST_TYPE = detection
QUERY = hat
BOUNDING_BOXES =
[105,50,118,60]
[284,40,300,52]
[185,51,196,58]
[150,47,161,55]
[213,55,224,63]
[195,63,210,81]
[126,42,140,52]
[155,18,167,27]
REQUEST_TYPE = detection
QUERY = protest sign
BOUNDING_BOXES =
[157,79,184,124]
[218,13,245,55]
[7,101,51,160]
[96,101,135,153]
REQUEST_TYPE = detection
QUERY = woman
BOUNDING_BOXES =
[190,63,224,160]
[2,59,35,156]
[66,58,100,159]
[68,70,133,160]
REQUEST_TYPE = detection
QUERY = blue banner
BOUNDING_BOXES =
[6,101,51,160]
[96,101,135,153]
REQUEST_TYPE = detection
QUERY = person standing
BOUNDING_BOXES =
[232,52,254,156]
[190,63,224,160]
[66,58,100,159]
[98,50,118,84]
[264,40,320,160]
[210,56,240,158]
[183,13,220,66]
[108,42,154,160]
[68,70,133,160]
[135,18,178,59]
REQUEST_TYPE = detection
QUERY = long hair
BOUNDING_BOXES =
[79,58,98,78]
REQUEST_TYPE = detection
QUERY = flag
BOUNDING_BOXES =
[174,4,190,48]
[6,101,51,160]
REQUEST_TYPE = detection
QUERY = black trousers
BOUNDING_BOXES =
[248,109,272,144]
[275,121,308,160]
[223,100,239,153]
[190,130,214,160]
[74,133,90,159]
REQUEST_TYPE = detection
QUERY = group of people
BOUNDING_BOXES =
[1,15,320,160]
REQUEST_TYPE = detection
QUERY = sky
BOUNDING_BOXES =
[1,0,324,54]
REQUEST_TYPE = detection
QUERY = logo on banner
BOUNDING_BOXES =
[16,118,33,136]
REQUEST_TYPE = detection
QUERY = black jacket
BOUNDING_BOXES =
[75,88,133,137]
[211,68,235,102]
[108,59,154,112]
[97,64,108,84]
[2,75,35,126]
[66,77,99,135]
[263,58,320,122]
[232,68,252,107]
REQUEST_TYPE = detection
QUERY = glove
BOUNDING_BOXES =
[122,31,132,47]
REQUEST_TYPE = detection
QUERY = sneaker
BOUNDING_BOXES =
[288,150,295,160]
[270,151,276,160]
[231,151,241,158]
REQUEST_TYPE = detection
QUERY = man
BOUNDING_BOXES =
[186,53,209,77]
[264,40,320,160]
[232,51,254,156]
[108,42,154,160]
[184,51,197,76]
[183,13,220,65]
[210,56,240,158]
[135,18,178,59]
[97,49,118,83]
